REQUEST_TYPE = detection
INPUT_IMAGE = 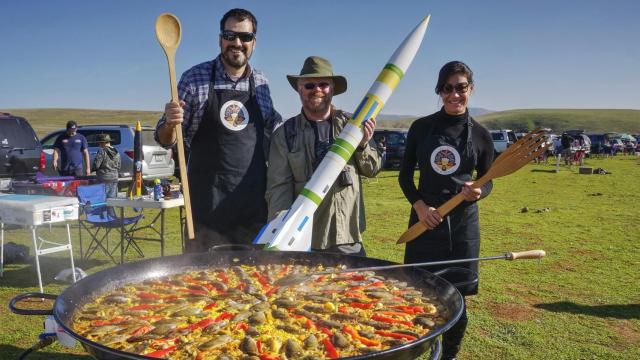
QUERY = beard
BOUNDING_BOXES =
[302,93,332,115]
[222,45,249,69]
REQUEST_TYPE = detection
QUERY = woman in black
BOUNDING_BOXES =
[398,61,494,360]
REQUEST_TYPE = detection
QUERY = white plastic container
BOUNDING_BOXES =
[0,194,79,226]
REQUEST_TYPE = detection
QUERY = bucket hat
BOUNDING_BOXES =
[287,56,347,95]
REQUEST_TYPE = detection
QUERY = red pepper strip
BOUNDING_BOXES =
[256,339,263,354]
[319,327,333,337]
[321,337,340,359]
[260,355,281,360]
[265,285,280,297]
[253,271,270,287]
[203,302,218,311]
[347,274,367,281]
[163,294,179,302]
[371,314,413,327]
[195,352,204,360]
[343,325,381,347]
[217,271,229,284]
[130,325,154,337]
[215,312,235,322]
[348,285,364,292]
[139,315,164,322]
[375,330,417,341]
[137,292,163,300]
[91,316,125,327]
[366,281,385,288]
[237,282,247,291]
[343,291,366,299]
[180,289,209,296]
[146,345,177,358]
[391,305,425,314]
[379,311,411,318]
[304,318,316,330]
[278,265,291,277]
[186,318,216,331]
[351,302,374,310]
[314,275,327,283]
[338,306,349,313]
[236,322,249,331]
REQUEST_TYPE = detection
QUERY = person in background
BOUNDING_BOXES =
[561,132,573,165]
[53,120,90,177]
[155,8,282,252]
[398,61,494,360]
[92,133,120,198]
[377,136,387,168]
[266,56,381,256]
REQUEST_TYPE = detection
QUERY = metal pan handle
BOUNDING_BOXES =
[9,292,57,315]
[432,267,478,291]
[208,244,257,253]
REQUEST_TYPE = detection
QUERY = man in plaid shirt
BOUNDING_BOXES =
[156,8,282,252]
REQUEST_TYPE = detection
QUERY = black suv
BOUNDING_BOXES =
[0,113,44,190]
[373,128,408,169]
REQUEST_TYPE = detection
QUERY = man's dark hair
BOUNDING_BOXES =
[435,61,474,94]
[220,8,258,34]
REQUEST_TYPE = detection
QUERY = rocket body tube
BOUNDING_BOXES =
[255,16,431,251]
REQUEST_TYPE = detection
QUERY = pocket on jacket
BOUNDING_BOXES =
[287,151,309,183]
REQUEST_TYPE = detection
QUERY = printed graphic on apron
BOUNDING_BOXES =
[430,145,461,175]
[219,100,250,131]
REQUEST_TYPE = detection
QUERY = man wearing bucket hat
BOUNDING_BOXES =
[53,120,90,177]
[266,56,382,255]
[92,133,121,198]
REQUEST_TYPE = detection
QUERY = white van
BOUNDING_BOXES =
[490,129,517,155]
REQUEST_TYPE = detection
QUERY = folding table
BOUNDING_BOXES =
[0,194,79,292]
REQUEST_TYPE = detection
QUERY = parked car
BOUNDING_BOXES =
[0,113,45,190]
[489,129,517,155]
[372,129,408,169]
[609,138,624,155]
[40,124,174,182]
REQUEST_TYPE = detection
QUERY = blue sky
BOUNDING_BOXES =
[1,0,638,119]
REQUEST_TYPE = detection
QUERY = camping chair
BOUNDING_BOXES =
[76,184,143,264]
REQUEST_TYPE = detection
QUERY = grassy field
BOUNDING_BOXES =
[379,108,640,134]
[1,155,638,359]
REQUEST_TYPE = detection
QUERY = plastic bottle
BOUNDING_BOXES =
[153,179,162,201]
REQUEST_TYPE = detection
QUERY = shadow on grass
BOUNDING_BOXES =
[530,169,559,173]
[534,301,640,319]
[1,257,108,289]
[0,344,92,360]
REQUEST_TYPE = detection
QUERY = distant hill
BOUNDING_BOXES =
[3,108,637,137]
[0,108,163,137]
[476,109,640,134]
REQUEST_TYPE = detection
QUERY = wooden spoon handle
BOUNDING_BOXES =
[506,250,546,260]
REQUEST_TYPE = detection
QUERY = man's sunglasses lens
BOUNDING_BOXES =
[443,83,469,94]
[222,30,255,42]
[304,82,330,90]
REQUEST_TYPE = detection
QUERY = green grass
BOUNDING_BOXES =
[379,108,640,134]
[1,153,639,356]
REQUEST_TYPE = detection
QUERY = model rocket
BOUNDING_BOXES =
[129,121,143,199]
[254,15,431,251]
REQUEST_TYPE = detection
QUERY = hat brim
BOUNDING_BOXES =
[287,74,347,95]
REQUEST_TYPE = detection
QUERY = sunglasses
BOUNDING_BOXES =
[442,82,470,94]
[221,30,256,42]
[303,82,331,90]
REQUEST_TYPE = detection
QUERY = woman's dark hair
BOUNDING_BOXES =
[435,61,473,94]
[220,8,258,33]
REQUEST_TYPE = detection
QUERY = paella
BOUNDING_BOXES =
[72,263,449,359]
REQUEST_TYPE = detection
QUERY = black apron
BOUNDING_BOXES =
[187,63,267,244]
[404,117,480,296]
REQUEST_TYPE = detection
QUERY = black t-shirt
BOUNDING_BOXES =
[398,109,494,206]
[307,118,332,169]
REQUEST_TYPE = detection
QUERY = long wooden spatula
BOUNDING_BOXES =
[397,128,547,244]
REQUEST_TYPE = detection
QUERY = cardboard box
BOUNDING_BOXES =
[579,166,593,174]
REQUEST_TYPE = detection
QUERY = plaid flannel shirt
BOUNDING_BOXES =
[155,55,282,151]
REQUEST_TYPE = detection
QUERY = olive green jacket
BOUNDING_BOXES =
[266,109,382,249]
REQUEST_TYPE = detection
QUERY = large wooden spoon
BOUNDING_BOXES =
[397,128,547,244]
[155,13,194,240]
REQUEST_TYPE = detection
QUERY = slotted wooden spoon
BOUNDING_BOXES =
[397,128,547,244]
[155,13,195,239]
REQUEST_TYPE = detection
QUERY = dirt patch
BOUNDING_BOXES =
[605,320,640,351]
[487,302,538,322]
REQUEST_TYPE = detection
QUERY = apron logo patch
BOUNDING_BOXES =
[430,145,461,175]
[220,100,249,131]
